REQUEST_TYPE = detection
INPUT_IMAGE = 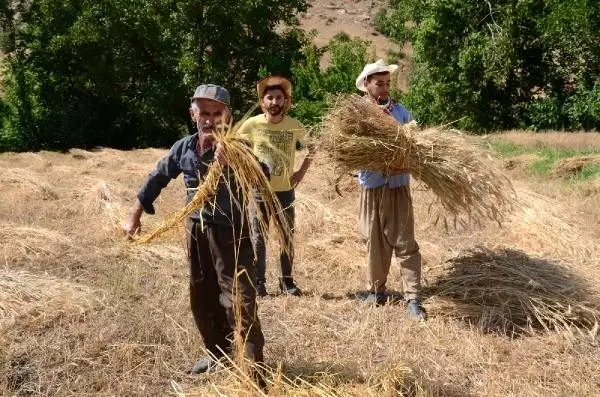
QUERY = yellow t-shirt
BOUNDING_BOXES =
[237,114,308,192]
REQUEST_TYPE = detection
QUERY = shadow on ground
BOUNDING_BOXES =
[318,291,406,305]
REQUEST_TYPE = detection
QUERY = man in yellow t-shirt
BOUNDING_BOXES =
[238,75,315,297]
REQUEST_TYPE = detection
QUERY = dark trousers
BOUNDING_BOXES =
[188,220,264,362]
[253,190,295,283]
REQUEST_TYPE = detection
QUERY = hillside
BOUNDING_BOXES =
[1,132,599,395]
[299,0,409,90]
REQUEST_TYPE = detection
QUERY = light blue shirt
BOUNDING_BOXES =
[358,102,414,189]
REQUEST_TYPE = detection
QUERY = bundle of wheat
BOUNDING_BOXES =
[425,248,600,336]
[321,95,515,225]
[135,117,290,253]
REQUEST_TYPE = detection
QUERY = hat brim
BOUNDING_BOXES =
[257,76,292,98]
[355,64,399,92]
[190,96,229,107]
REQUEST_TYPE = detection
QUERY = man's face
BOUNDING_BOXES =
[262,88,286,117]
[364,72,391,103]
[190,99,229,134]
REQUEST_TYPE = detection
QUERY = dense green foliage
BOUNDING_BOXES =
[290,33,371,125]
[376,0,600,132]
[0,0,307,151]
[4,0,597,150]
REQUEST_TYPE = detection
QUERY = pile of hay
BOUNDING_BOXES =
[0,168,58,200]
[0,269,101,329]
[321,95,515,225]
[550,154,600,178]
[0,223,72,262]
[425,248,600,336]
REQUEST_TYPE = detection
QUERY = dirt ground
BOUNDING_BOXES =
[299,0,412,91]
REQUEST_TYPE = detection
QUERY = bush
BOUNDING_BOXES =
[0,0,308,151]
[291,35,371,126]
[379,0,600,132]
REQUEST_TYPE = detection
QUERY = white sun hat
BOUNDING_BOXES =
[355,59,399,92]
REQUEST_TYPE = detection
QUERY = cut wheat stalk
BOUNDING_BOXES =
[320,94,516,226]
[135,113,290,255]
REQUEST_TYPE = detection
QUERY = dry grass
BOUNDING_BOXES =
[321,95,515,226]
[0,268,103,330]
[182,359,430,397]
[503,186,597,263]
[492,131,600,151]
[1,134,600,396]
[0,223,73,263]
[0,168,58,200]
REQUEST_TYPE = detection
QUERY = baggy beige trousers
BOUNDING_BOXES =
[359,184,421,299]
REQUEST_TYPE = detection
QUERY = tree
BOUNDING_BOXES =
[376,0,600,131]
[291,34,371,125]
[0,0,308,151]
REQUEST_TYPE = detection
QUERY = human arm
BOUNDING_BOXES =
[123,199,144,237]
[290,122,314,188]
[290,142,315,188]
[122,143,183,236]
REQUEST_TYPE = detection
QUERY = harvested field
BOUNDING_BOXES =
[1,133,599,396]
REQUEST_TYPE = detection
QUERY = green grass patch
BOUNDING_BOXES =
[487,139,600,180]
[485,141,528,157]
[529,147,590,176]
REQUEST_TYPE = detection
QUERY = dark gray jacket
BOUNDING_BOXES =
[137,133,267,228]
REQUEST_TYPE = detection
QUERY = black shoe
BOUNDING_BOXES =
[188,356,217,374]
[256,281,268,297]
[364,292,388,306]
[279,277,302,296]
[407,299,427,321]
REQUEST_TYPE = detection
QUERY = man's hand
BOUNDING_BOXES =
[123,216,141,238]
[215,142,227,166]
[290,169,306,188]
[123,199,144,238]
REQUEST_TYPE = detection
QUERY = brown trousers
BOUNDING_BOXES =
[188,220,264,362]
[359,185,422,299]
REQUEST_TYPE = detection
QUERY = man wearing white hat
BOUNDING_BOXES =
[355,60,426,321]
